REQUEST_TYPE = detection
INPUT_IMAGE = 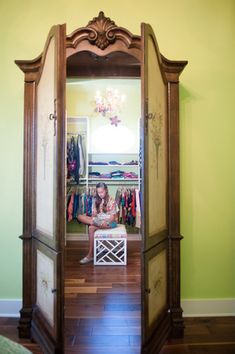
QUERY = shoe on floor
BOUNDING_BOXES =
[80,256,93,264]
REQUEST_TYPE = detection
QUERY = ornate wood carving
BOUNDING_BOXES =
[86,11,117,49]
[66,11,141,55]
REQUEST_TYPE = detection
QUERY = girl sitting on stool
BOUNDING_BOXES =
[77,182,118,264]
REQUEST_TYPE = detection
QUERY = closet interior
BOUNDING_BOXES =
[66,77,142,242]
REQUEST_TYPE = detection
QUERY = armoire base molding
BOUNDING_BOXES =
[171,307,184,338]
[18,307,33,338]
[142,315,171,354]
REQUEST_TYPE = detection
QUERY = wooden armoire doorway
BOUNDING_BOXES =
[15,11,187,354]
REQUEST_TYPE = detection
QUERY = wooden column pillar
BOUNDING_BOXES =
[162,56,188,338]
[15,60,40,338]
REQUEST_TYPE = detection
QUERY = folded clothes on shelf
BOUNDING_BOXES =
[89,161,108,165]
[99,173,112,179]
[89,171,101,176]
[110,170,125,178]
[123,172,138,179]
[108,160,122,165]
[123,160,138,165]
[89,160,138,166]
[88,170,139,180]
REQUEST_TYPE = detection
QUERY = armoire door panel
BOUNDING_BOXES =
[147,35,167,238]
[144,241,169,335]
[35,35,56,241]
[32,239,60,338]
[33,24,66,252]
[141,22,170,353]
[142,26,168,248]
[32,24,66,353]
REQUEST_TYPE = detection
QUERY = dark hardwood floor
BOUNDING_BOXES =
[161,316,235,354]
[0,317,42,353]
[1,316,235,354]
[1,240,235,353]
[64,240,141,354]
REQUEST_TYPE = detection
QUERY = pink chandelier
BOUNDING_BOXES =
[94,88,126,126]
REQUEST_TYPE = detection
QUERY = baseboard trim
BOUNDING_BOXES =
[66,233,88,241]
[182,298,235,317]
[0,299,22,317]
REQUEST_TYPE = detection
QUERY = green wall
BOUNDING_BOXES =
[0,0,234,300]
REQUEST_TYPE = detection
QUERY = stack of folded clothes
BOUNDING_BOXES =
[123,160,138,165]
[108,160,122,165]
[89,161,108,165]
[88,170,138,179]
[89,160,138,166]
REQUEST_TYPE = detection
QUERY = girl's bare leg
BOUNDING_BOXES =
[87,225,98,258]
[78,214,117,262]
[77,214,93,225]
[77,215,94,262]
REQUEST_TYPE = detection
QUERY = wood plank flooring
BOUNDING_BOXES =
[0,317,42,353]
[1,240,235,353]
[64,240,141,354]
[1,316,235,354]
[161,316,235,353]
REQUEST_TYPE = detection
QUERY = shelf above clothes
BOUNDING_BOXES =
[87,153,140,187]
[89,178,139,182]
[90,181,139,185]
[88,164,139,167]
[68,179,140,185]
[88,153,139,166]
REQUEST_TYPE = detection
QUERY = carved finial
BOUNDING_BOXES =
[87,11,118,50]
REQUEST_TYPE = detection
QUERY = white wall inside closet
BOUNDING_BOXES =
[66,78,141,154]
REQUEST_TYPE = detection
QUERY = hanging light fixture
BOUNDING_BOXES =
[94,88,126,126]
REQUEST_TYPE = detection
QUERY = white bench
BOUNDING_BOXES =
[94,224,127,265]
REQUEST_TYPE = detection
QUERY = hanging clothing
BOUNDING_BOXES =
[77,134,85,176]
[135,189,141,228]
[67,133,86,184]
[66,187,97,222]
[67,193,74,222]
[115,187,141,228]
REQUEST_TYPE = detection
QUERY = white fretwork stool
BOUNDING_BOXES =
[94,224,127,265]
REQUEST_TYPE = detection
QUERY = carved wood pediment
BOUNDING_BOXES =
[66,11,141,53]
[86,11,117,50]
